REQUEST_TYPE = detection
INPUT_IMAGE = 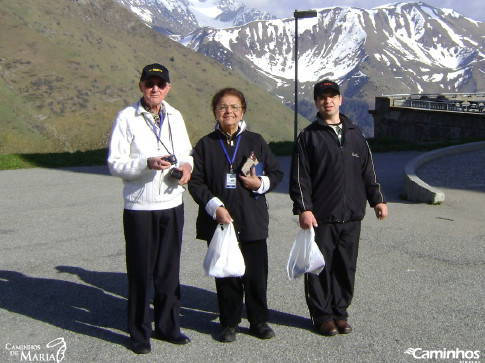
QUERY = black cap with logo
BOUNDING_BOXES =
[314,80,340,100]
[140,63,170,83]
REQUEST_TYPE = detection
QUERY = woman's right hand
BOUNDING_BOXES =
[215,206,233,225]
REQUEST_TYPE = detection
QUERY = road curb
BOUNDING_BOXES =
[403,141,485,204]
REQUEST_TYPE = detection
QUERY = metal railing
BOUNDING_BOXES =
[384,93,485,113]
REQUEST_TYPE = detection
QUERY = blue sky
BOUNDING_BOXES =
[242,0,485,23]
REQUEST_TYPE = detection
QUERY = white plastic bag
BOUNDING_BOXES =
[287,227,325,280]
[203,222,246,278]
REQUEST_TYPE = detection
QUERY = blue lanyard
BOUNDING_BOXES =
[155,108,166,143]
[141,108,174,155]
[219,135,241,173]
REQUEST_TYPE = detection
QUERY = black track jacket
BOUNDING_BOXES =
[289,113,385,224]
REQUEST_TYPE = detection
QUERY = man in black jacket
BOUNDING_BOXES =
[289,80,388,336]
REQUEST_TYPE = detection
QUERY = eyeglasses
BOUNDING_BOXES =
[144,80,168,89]
[216,104,242,112]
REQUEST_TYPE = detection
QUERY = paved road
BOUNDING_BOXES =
[0,152,484,362]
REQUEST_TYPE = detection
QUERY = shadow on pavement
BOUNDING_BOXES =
[0,269,128,347]
[0,266,310,343]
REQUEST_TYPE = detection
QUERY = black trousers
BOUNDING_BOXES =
[123,205,184,344]
[304,221,361,326]
[214,239,269,328]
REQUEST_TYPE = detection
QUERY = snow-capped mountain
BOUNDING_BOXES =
[178,3,484,92]
[114,0,275,35]
[115,0,485,132]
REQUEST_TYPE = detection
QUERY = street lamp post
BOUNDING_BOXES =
[294,9,318,142]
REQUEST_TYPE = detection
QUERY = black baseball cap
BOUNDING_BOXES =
[140,63,170,83]
[314,80,340,100]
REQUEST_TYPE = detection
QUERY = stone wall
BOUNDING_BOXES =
[370,96,485,142]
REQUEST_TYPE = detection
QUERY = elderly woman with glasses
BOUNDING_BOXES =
[188,87,283,343]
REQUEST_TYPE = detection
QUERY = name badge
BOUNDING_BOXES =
[226,173,237,189]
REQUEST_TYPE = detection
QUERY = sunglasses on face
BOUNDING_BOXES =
[144,80,168,89]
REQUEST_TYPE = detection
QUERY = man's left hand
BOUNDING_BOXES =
[177,163,192,186]
[374,203,388,220]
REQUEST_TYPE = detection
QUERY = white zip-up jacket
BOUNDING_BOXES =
[108,99,193,210]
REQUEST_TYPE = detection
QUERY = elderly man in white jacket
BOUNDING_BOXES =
[108,63,193,355]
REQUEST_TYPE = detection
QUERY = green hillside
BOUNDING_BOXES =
[0,0,296,154]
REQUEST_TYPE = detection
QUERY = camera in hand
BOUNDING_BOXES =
[169,168,183,179]
[162,154,177,165]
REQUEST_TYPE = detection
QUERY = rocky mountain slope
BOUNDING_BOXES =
[0,0,294,154]
[116,1,485,136]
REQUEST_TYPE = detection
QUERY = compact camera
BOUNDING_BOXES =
[169,168,183,179]
[162,154,177,165]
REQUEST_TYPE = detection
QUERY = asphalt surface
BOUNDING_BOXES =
[0,151,484,363]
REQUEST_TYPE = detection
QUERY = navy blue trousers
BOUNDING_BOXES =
[213,239,269,328]
[304,221,361,326]
[123,205,184,344]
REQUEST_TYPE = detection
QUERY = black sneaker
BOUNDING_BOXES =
[249,323,275,340]
[153,331,191,345]
[218,326,238,343]
[131,341,151,354]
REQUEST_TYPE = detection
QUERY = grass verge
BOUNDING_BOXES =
[1,137,484,170]
[0,149,109,170]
